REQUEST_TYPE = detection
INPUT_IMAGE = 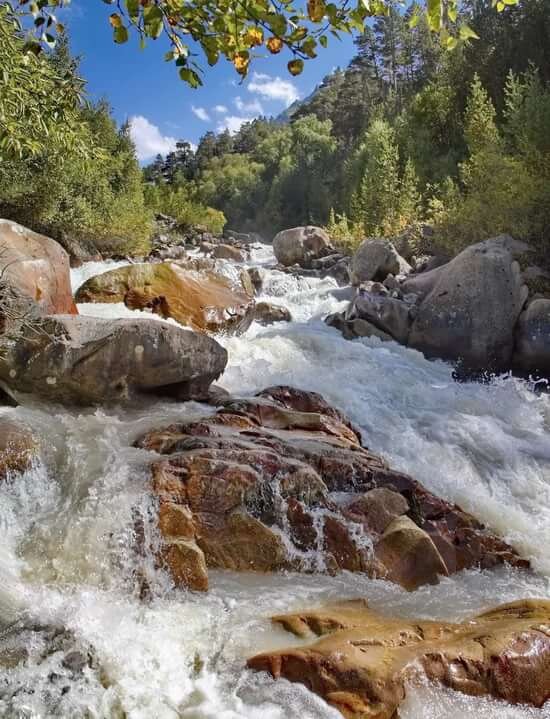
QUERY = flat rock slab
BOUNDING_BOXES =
[248,598,550,718]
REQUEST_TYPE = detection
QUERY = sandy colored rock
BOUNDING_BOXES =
[75,261,255,334]
[248,598,550,718]
[273,226,332,268]
[0,219,77,315]
[374,515,448,590]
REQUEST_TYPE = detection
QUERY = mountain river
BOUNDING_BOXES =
[1,243,550,718]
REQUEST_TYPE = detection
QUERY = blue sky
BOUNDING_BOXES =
[62,2,356,162]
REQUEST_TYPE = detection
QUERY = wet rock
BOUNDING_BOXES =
[211,244,247,262]
[374,515,448,590]
[245,267,264,294]
[273,226,333,268]
[75,262,255,335]
[0,219,77,315]
[513,299,550,375]
[0,419,40,481]
[0,315,227,405]
[254,302,292,325]
[248,598,550,718]
[136,386,526,591]
[352,238,411,285]
[346,487,408,534]
[407,238,528,373]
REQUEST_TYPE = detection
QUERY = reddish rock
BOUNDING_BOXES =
[0,219,77,315]
[136,386,528,591]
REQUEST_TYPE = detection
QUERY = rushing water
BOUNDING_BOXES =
[1,245,550,718]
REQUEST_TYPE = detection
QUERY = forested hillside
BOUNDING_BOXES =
[1,0,550,258]
[147,0,550,255]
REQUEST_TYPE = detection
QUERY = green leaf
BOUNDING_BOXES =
[459,24,480,40]
[179,67,202,88]
[114,25,129,44]
[426,0,441,31]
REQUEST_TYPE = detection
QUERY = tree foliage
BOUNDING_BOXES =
[11,0,520,87]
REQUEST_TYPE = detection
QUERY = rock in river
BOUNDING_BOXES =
[273,226,333,268]
[0,315,227,405]
[0,219,77,315]
[75,261,255,335]
[248,598,550,718]
[136,386,527,592]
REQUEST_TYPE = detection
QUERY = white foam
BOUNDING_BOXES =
[0,252,549,717]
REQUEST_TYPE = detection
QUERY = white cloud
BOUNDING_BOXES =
[234,96,264,114]
[129,116,177,162]
[192,106,211,122]
[248,72,300,107]
[214,104,228,113]
[216,115,250,134]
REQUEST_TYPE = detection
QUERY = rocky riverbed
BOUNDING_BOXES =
[1,222,550,718]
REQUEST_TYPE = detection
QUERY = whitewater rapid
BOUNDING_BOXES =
[1,244,549,717]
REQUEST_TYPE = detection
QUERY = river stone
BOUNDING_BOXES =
[136,386,527,592]
[273,226,332,268]
[211,244,247,262]
[0,419,40,481]
[374,515,448,590]
[351,238,411,285]
[349,293,412,344]
[254,302,292,325]
[513,299,550,375]
[75,261,255,335]
[0,219,77,315]
[248,598,550,718]
[407,239,528,372]
[0,315,227,405]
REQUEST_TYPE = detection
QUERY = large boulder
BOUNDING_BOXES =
[0,219,77,315]
[351,238,411,285]
[136,386,526,592]
[75,261,255,335]
[0,315,227,405]
[254,301,292,325]
[513,299,550,375]
[273,226,332,268]
[407,239,528,372]
[248,598,550,719]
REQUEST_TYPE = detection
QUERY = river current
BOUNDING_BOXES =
[1,244,550,718]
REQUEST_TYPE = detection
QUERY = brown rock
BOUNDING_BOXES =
[374,515,449,590]
[248,599,550,718]
[211,244,247,262]
[75,262,255,334]
[136,386,527,592]
[0,219,77,315]
[0,419,39,481]
[255,302,292,325]
[347,488,408,534]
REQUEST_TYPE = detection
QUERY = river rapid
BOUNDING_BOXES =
[1,244,550,718]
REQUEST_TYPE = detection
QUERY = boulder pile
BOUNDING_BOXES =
[136,386,527,592]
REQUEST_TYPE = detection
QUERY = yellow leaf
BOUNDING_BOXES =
[307,0,326,23]
[109,13,122,28]
[234,51,250,75]
[267,36,283,54]
[288,58,304,76]
[244,27,264,47]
